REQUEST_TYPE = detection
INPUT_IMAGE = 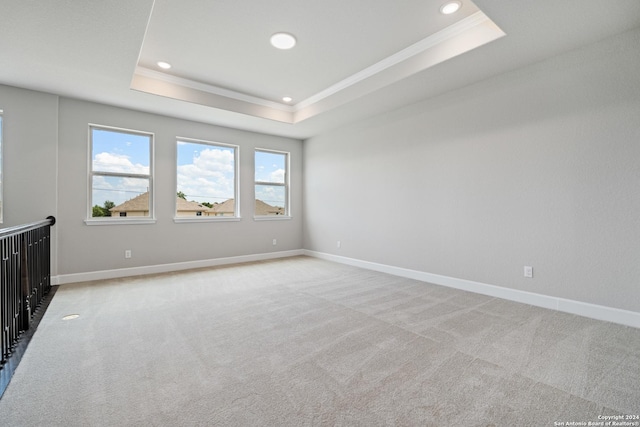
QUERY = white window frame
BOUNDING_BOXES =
[174,137,240,223]
[85,124,155,225]
[254,148,291,220]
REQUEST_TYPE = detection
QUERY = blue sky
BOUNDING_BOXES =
[92,128,150,174]
[255,150,285,183]
[176,140,235,204]
[91,128,151,208]
[91,129,287,210]
[255,150,286,207]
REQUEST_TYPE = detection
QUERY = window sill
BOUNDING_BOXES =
[85,218,157,226]
[254,216,292,221]
[173,217,241,224]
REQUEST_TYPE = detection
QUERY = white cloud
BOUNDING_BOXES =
[270,168,285,183]
[93,152,149,174]
[177,148,235,203]
[255,185,285,207]
[92,175,149,206]
[91,152,150,206]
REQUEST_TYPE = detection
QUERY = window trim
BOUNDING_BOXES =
[254,148,290,220]
[85,124,155,225]
[174,136,240,223]
[173,216,241,224]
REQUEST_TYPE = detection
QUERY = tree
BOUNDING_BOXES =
[201,202,213,208]
[177,191,186,200]
[92,200,115,217]
[92,205,105,217]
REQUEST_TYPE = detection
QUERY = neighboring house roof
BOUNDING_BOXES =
[210,199,235,215]
[176,197,207,212]
[110,192,149,213]
[110,194,284,215]
[255,199,284,215]
[209,199,283,215]
[111,193,207,214]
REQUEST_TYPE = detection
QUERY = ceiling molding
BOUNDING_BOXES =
[3,0,639,139]
[295,11,493,110]
[133,66,295,112]
[130,71,295,123]
[130,10,504,125]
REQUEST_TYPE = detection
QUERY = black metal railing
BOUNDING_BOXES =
[0,216,55,367]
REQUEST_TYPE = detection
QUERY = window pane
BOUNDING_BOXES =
[176,141,236,207]
[92,128,150,174]
[255,151,285,183]
[255,184,285,215]
[91,176,150,217]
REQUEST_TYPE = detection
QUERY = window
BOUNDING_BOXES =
[255,149,289,217]
[88,125,153,222]
[0,111,3,223]
[176,138,238,220]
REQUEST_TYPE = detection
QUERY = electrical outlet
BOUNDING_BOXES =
[125,250,132,259]
[272,238,277,246]
[337,240,341,248]
[524,266,533,278]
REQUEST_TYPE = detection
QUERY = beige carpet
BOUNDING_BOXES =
[0,256,638,426]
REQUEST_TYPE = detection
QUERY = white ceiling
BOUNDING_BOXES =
[132,0,504,125]
[1,0,640,139]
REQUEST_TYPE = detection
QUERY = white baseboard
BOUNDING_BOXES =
[52,249,305,285]
[303,250,640,329]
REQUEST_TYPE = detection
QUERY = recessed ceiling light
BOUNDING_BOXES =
[440,1,462,14]
[270,33,296,50]
[62,314,80,321]
[157,61,172,70]
[282,96,293,103]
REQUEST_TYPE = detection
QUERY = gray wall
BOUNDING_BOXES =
[0,85,59,274]
[303,28,640,313]
[57,98,302,275]
[2,27,639,313]
[0,86,302,276]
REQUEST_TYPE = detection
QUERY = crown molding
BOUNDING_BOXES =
[131,11,505,124]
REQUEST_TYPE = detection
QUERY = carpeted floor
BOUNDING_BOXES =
[0,256,638,426]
